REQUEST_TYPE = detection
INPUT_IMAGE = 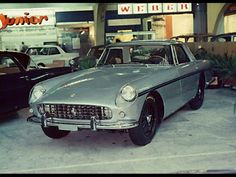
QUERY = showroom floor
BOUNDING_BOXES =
[0,88,236,174]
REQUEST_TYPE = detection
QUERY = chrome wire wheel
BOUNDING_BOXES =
[189,74,205,110]
[129,95,161,146]
[140,100,157,137]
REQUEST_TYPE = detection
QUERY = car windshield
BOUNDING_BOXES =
[97,44,173,66]
[87,46,104,59]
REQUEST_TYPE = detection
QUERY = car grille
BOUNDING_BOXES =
[37,104,112,120]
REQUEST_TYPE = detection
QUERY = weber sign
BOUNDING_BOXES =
[118,3,192,15]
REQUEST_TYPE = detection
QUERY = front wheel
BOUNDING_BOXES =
[41,126,70,139]
[128,96,162,146]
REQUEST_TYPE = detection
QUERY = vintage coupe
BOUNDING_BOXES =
[0,51,73,115]
[27,40,211,146]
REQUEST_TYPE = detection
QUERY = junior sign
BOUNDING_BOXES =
[0,8,55,30]
[118,3,192,15]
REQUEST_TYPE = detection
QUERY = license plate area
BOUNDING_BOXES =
[58,124,78,131]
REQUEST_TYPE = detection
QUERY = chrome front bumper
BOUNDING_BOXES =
[27,115,138,131]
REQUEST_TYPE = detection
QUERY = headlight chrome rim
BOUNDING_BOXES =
[120,85,137,102]
[31,85,46,103]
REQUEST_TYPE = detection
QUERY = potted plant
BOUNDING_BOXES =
[206,53,236,90]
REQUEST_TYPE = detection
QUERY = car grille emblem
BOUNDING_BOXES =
[71,107,77,117]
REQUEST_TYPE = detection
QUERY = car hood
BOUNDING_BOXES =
[39,64,170,105]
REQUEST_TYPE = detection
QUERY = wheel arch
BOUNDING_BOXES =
[199,71,206,88]
[148,91,164,120]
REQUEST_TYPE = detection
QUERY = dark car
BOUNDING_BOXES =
[210,32,236,42]
[70,45,105,70]
[0,51,73,114]
[170,33,215,42]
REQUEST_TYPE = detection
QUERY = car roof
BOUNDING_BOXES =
[28,45,60,48]
[214,32,236,37]
[171,33,215,38]
[107,40,182,47]
[210,32,236,41]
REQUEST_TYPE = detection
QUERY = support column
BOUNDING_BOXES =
[94,3,106,45]
[193,3,207,37]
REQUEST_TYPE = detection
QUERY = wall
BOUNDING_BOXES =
[207,3,225,34]
[172,13,193,36]
[224,14,236,33]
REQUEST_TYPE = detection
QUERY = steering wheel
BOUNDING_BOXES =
[149,55,168,64]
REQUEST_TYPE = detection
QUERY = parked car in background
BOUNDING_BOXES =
[0,51,73,115]
[170,33,215,42]
[210,32,236,42]
[25,45,79,67]
[27,40,211,146]
[69,45,105,70]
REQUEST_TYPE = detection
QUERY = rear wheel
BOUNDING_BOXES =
[189,74,205,110]
[41,126,70,139]
[128,96,162,146]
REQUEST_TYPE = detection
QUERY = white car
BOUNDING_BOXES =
[25,45,79,67]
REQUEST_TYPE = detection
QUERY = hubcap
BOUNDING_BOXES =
[146,114,152,125]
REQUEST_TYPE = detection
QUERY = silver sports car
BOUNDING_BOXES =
[27,40,211,146]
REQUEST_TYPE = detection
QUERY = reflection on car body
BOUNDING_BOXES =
[27,40,211,146]
[0,51,73,114]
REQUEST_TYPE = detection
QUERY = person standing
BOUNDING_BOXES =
[20,42,28,53]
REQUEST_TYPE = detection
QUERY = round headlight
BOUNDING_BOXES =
[120,85,137,102]
[69,59,75,66]
[30,85,46,103]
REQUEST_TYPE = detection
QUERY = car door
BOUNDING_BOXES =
[0,55,30,114]
[159,45,183,116]
[172,44,199,104]
[48,47,62,60]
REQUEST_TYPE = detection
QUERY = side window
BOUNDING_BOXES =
[164,46,174,65]
[0,56,21,74]
[174,45,190,64]
[49,47,60,55]
[39,48,49,55]
[106,49,123,64]
[26,48,38,55]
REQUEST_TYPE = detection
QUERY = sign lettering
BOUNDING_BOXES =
[118,3,192,15]
[133,4,147,14]
[0,12,48,30]
[118,4,132,15]
[148,3,162,13]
